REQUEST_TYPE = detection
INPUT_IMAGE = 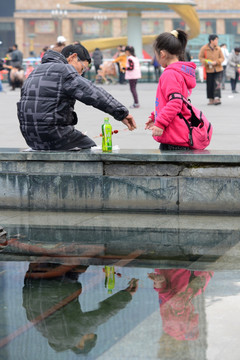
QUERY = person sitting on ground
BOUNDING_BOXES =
[17,43,136,151]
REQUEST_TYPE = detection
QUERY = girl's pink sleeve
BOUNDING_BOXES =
[154,73,184,129]
[149,111,155,120]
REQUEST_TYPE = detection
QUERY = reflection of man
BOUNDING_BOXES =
[148,269,213,341]
[22,263,138,355]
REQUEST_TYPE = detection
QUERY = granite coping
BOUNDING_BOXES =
[0,148,240,163]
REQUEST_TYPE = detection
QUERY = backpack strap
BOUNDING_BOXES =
[168,92,191,106]
[168,92,194,146]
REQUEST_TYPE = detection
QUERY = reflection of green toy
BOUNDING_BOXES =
[105,266,115,294]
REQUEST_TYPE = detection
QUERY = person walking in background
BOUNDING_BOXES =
[92,47,103,74]
[145,29,196,151]
[11,44,23,67]
[198,34,224,105]
[151,55,161,82]
[220,43,229,89]
[123,46,141,108]
[113,46,127,84]
[226,47,240,93]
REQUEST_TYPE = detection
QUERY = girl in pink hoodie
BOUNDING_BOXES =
[145,29,197,150]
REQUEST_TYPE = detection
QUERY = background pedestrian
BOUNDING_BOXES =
[92,47,103,74]
[226,47,240,93]
[198,34,224,105]
[220,43,229,90]
[124,45,142,108]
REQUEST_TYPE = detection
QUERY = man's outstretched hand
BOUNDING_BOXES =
[125,278,139,296]
[122,114,137,131]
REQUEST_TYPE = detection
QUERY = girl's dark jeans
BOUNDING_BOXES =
[129,79,139,104]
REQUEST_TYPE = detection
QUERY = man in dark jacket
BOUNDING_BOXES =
[17,43,136,150]
[11,44,23,67]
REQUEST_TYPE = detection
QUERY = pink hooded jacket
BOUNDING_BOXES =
[151,61,197,147]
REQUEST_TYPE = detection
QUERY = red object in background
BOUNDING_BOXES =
[29,20,35,26]
[232,21,238,27]
[142,49,152,60]
[206,21,212,26]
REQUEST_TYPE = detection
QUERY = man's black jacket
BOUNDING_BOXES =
[17,50,129,150]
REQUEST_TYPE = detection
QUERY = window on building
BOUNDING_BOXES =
[73,19,112,40]
[173,19,186,30]
[225,19,240,35]
[142,19,164,35]
[200,20,216,34]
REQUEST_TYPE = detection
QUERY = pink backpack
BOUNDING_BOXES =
[169,92,213,150]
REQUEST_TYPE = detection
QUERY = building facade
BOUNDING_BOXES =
[0,0,240,58]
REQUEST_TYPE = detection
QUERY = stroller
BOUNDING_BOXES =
[95,61,117,84]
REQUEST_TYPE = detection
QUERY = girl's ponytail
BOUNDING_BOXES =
[154,29,188,61]
[175,29,188,60]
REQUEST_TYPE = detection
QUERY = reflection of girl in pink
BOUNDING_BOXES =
[148,269,213,342]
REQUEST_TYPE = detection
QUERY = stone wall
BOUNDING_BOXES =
[0,149,240,214]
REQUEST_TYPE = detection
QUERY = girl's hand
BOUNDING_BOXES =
[145,117,154,130]
[151,125,164,137]
[145,117,164,136]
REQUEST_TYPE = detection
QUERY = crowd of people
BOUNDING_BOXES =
[0,31,240,151]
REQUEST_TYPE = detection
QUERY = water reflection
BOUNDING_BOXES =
[22,263,139,355]
[148,269,213,359]
[3,257,240,359]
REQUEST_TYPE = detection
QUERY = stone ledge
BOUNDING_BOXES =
[1,148,240,164]
[0,148,240,213]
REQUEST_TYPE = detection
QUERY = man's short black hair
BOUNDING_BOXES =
[61,44,91,64]
[208,34,218,43]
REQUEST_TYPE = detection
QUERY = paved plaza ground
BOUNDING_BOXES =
[0,81,239,150]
